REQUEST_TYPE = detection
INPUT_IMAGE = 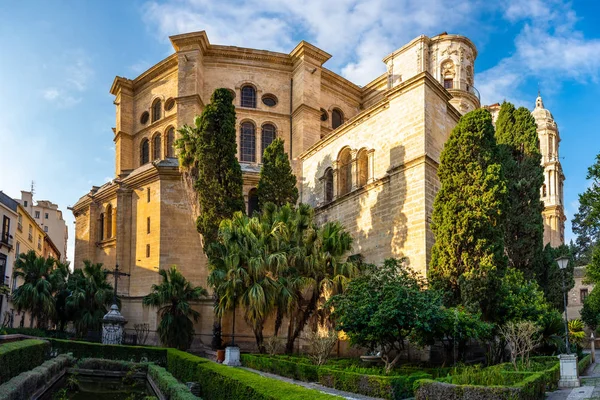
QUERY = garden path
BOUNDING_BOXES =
[546,351,600,400]
[239,367,385,400]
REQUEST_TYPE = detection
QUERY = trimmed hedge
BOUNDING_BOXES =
[241,353,431,399]
[75,357,148,372]
[578,354,591,374]
[148,363,197,400]
[0,353,74,400]
[167,349,342,399]
[0,339,50,384]
[49,338,167,365]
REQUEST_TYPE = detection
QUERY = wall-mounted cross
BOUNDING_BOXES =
[105,264,130,306]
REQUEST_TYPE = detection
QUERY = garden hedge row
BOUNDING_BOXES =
[49,338,168,365]
[578,354,591,374]
[0,353,74,400]
[241,354,430,399]
[0,339,50,384]
[167,349,342,400]
[47,340,341,399]
[148,363,197,400]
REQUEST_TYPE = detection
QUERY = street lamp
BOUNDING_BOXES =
[556,256,570,354]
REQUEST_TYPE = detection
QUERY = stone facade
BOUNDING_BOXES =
[567,266,594,320]
[72,31,564,348]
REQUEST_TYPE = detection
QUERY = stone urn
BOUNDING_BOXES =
[102,304,128,345]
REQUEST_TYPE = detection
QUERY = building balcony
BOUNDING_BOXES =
[445,81,480,102]
[0,233,13,250]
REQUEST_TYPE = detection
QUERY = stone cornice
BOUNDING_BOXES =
[170,31,210,53]
[321,69,362,107]
[383,35,429,64]
[176,94,204,108]
[292,103,321,119]
[361,73,388,99]
[110,77,134,96]
[132,55,178,90]
[289,41,331,65]
[207,46,292,67]
[430,34,478,59]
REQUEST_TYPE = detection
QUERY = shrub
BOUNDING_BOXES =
[264,336,284,355]
[0,339,50,384]
[148,364,196,400]
[1,327,73,339]
[167,349,341,399]
[49,339,167,365]
[75,357,147,372]
[578,354,591,374]
[306,330,338,366]
[0,354,74,400]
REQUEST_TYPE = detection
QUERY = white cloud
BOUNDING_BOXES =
[40,50,93,108]
[43,88,60,100]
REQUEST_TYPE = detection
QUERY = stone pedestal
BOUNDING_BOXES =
[558,354,580,388]
[223,346,241,366]
[102,304,128,345]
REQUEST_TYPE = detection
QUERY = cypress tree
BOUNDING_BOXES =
[176,88,245,251]
[257,138,298,208]
[429,108,507,319]
[495,102,544,279]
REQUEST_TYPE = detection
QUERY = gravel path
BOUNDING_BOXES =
[239,367,385,400]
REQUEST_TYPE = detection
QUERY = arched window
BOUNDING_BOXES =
[338,148,352,196]
[261,124,277,161]
[248,188,259,216]
[332,109,344,129]
[166,128,175,158]
[357,150,369,188]
[106,205,113,239]
[324,168,334,203]
[99,213,105,241]
[153,134,161,160]
[241,85,256,108]
[240,122,256,162]
[152,99,162,122]
[140,138,150,165]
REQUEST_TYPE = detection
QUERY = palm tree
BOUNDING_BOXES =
[12,250,57,328]
[143,266,207,350]
[66,260,114,337]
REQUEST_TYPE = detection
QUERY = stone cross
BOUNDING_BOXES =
[105,264,130,306]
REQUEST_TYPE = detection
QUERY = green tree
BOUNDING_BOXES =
[572,153,600,266]
[176,88,245,250]
[12,251,58,328]
[257,138,298,209]
[143,266,208,350]
[66,260,114,337]
[537,244,574,311]
[331,259,444,373]
[494,102,544,279]
[429,108,507,318]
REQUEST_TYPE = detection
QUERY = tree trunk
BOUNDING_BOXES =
[274,307,283,337]
[285,294,318,353]
[254,322,265,353]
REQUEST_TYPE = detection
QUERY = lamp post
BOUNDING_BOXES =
[556,256,570,354]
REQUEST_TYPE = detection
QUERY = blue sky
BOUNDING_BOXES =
[0,0,598,264]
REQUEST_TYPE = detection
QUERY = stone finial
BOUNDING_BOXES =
[536,95,544,109]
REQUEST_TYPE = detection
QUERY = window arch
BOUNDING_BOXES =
[106,205,113,239]
[166,127,175,158]
[248,188,259,216]
[140,138,150,165]
[241,85,256,108]
[338,148,352,196]
[152,99,162,122]
[261,124,277,161]
[332,108,344,129]
[240,121,256,162]
[324,168,334,203]
[153,133,161,160]
[99,213,105,241]
[357,150,369,188]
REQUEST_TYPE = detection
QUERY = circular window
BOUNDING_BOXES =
[320,108,328,122]
[140,111,150,125]
[165,98,175,111]
[262,94,278,107]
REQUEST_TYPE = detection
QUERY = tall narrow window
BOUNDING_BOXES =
[153,134,161,160]
[152,99,162,122]
[324,168,334,203]
[581,288,589,304]
[444,79,453,89]
[1,216,9,244]
[357,150,369,188]
[261,124,277,162]
[147,187,151,202]
[99,213,105,241]
[240,122,256,162]
[338,148,352,196]
[332,109,344,129]
[166,128,175,158]
[146,244,150,258]
[141,139,150,165]
[241,85,256,108]
[248,188,259,216]
[147,217,151,234]
[106,205,113,239]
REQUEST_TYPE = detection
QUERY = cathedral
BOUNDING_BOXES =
[72,31,565,346]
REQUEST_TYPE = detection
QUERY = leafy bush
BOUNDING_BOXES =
[0,327,73,339]
[49,339,167,365]
[75,357,148,372]
[579,354,592,374]
[0,354,74,400]
[0,339,50,384]
[148,364,196,400]
[167,349,341,399]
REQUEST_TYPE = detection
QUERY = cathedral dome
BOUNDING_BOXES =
[531,95,555,121]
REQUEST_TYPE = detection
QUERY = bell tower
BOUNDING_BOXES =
[532,94,565,247]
